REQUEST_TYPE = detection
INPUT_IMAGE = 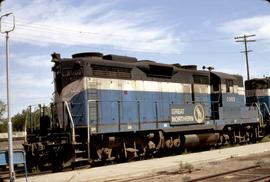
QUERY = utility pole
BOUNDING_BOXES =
[234,34,256,80]
[0,13,16,182]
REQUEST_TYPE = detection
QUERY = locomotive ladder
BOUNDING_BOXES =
[88,82,99,161]
[64,101,90,166]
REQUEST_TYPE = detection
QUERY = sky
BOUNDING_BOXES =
[0,0,270,115]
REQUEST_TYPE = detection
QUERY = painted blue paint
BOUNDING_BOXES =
[246,93,270,123]
[96,90,211,130]
[70,89,212,129]
[222,93,246,107]
[257,96,270,122]
[257,96,270,107]
[219,106,258,126]
[68,88,256,133]
[70,91,87,125]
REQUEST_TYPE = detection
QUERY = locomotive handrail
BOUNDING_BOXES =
[254,102,264,127]
[24,112,28,143]
[64,101,76,144]
[262,102,270,117]
[188,100,212,104]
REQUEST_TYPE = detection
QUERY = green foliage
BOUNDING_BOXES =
[254,159,265,166]
[0,103,53,132]
[0,100,5,120]
[0,108,27,132]
[12,109,27,131]
[178,161,194,173]
[0,119,7,133]
[24,104,52,132]
[0,100,7,132]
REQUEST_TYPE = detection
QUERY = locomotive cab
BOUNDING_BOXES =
[209,72,258,127]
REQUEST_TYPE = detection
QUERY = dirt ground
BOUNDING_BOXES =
[0,140,24,150]
[128,151,270,182]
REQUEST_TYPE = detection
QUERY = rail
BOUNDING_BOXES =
[187,165,261,182]
[64,101,76,144]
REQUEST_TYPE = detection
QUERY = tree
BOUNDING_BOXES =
[0,103,53,132]
[12,110,27,131]
[0,100,5,120]
[0,119,7,133]
[0,100,7,132]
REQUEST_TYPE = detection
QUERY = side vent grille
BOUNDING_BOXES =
[147,65,173,78]
[92,64,131,79]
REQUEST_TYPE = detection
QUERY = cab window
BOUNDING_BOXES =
[226,79,233,93]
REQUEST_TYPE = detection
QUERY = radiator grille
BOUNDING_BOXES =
[92,65,131,79]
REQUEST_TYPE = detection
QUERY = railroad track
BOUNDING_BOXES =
[121,165,270,182]
[188,165,270,182]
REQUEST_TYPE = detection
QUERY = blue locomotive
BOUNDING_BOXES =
[24,52,267,170]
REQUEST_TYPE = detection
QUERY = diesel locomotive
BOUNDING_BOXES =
[23,52,268,170]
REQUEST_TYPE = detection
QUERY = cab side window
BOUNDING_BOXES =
[226,79,233,93]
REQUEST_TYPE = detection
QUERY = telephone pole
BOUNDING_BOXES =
[235,34,256,80]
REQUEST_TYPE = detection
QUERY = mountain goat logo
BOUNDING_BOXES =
[194,104,205,123]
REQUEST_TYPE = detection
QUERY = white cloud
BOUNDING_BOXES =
[218,15,270,41]
[217,14,270,79]
[14,55,53,68]
[0,72,53,115]
[0,73,52,87]
[2,0,184,54]
[12,74,52,87]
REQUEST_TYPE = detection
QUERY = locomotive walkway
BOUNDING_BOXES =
[16,142,270,182]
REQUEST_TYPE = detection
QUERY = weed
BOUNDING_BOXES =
[254,159,265,166]
[178,161,194,173]
[182,175,191,182]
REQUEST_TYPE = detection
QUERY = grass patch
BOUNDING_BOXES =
[254,159,265,166]
[178,161,194,173]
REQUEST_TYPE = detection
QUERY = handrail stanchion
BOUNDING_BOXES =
[64,101,76,144]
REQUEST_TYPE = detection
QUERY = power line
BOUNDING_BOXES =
[235,34,256,80]
[0,25,242,55]
[2,20,269,56]
[2,19,234,43]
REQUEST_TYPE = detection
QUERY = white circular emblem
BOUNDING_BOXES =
[193,104,205,123]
